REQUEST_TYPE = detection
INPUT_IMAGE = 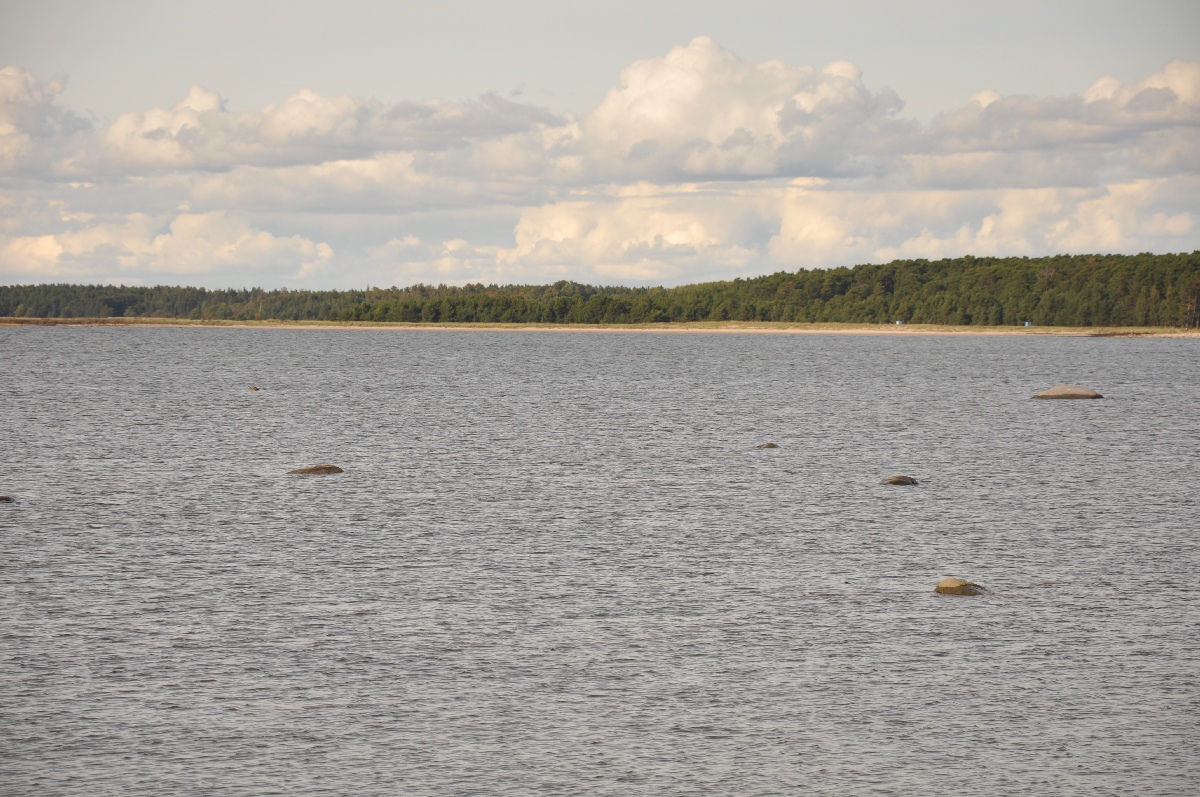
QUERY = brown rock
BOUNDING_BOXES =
[935,577,984,596]
[881,475,918,485]
[248,386,260,391]
[0,495,12,503]
[288,464,344,475]
[756,442,779,449]
[1033,384,1103,399]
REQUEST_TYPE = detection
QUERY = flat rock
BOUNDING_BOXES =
[0,495,13,503]
[248,386,260,391]
[881,475,918,485]
[1033,384,1103,399]
[756,442,779,449]
[935,577,984,596]
[288,464,344,475]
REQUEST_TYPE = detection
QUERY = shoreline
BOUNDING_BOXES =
[2,317,1198,337]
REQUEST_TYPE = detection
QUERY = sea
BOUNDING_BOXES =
[2,325,1198,796]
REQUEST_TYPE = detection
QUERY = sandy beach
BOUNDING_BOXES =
[3,317,1198,337]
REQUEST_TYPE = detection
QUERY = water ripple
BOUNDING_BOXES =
[1,328,1198,795]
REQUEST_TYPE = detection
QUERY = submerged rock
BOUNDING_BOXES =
[288,464,344,475]
[248,386,260,391]
[0,495,12,503]
[881,475,918,485]
[935,577,984,596]
[1033,384,1103,399]
[756,442,780,449]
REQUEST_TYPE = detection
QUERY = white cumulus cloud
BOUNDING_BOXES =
[579,37,912,180]
[1,43,1198,287]
[0,209,332,281]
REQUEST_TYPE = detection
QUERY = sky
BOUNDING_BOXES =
[2,0,1198,289]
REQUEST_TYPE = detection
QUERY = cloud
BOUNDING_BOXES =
[915,59,1200,187]
[97,87,563,173]
[369,236,507,286]
[0,66,91,176]
[579,37,912,180]
[487,176,1198,280]
[770,178,1198,265]
[1,45,1198,287]
[935,60,1200,150]
[0,209,332,281]
[498,182,770,282]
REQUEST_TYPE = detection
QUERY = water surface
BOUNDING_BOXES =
[2,327,1197,795]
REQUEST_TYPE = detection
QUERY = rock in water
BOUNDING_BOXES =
[248,386,260,391]
[1033,384,1103,399]
[881,475,918,485]
[756,442,779,449]
[935,577,984,596]
[288,464,344,475]
[0,495,13,502]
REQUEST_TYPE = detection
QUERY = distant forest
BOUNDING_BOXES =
[4,253,1200,327]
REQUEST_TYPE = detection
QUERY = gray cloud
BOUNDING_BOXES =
[0,67,93,178]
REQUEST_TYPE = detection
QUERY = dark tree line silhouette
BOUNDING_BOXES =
[3,253,1199,327]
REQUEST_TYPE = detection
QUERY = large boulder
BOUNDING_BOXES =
[935,577,984,596]
[288,464,344,475]
[1033,384,1103,399]
[881,475,918,485]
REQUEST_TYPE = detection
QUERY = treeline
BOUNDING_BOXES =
[3,253,1199,327]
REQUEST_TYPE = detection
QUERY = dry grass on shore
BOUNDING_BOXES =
[2,316,1197,337]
